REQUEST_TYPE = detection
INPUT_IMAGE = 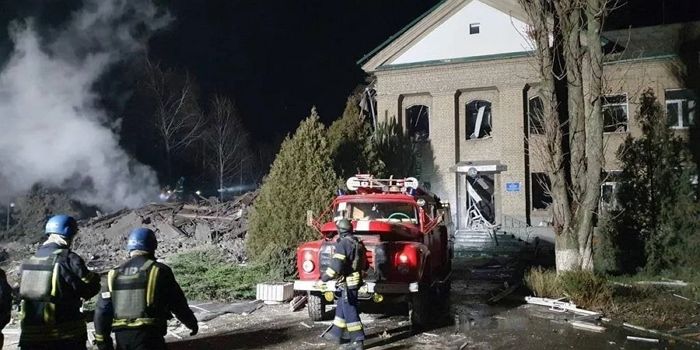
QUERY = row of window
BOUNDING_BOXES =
[528,89,696,134]
[405,89,695,142]
[531,171,620,211]
[405,100,493,141]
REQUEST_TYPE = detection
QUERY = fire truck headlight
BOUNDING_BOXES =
[302,260,315,273]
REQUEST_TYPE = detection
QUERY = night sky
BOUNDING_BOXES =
[0,0,698,185]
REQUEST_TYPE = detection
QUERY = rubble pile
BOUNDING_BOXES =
[69,191,258,272]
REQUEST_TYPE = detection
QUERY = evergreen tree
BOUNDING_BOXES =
[246,108,337,277]
[372,118,420,178]
[611,89,699,273]
[327,95,382,179]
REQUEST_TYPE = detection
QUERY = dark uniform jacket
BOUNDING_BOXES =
[93,255,197,347]
[19,242,100,343]
[322,234,363,289]
[0,268,12,329]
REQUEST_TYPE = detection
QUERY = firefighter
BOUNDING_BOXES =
[18,214,101,350]
[320,218,366,350]
[94,228,198,350]
[0,268,12,349]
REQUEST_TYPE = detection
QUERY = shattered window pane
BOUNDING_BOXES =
[528,96,544,135]
[531,172,552,210]
[602,94,628,133]
[466,100,492,139]
[406,105,430,141]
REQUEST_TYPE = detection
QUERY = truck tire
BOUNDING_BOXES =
[409,286,430,331]
[307,292,330,321]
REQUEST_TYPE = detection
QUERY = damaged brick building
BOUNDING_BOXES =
[359,0,699,235]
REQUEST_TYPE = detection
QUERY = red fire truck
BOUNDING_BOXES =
[293,175,453,327]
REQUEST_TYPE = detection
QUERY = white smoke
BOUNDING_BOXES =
[0,0,171,210]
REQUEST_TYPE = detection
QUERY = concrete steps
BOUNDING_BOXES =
[453,229,532,257]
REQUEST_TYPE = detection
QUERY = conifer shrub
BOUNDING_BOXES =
[246,109,337,278]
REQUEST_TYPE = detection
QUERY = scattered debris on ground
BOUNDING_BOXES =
[1,191,258,283]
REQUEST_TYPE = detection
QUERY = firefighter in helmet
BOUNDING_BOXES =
[320,218,366,350]
[94,228,198,350]
[18,214,101,349]
[0,268,12,348]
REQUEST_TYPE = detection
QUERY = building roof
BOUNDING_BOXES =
[358,0,528,72]
[359,0,700,72]
[603,21,700,63]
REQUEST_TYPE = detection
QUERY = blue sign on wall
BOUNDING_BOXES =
[506,182,521,192]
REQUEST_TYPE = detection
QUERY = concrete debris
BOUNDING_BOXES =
[290,295,308,312]
[300,322,313,329]
[673,294,700,305]
[488,283,520,304]
[68,191,258,272]
[626,336,659,343]
[570,320,606,333]
[635,280,688,287]
[192,300,264,322]
[525,296,600,317]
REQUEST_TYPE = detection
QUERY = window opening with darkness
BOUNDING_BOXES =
[528,96,544,135]
[406,105,430,141]
[602,94,628,133]
[466,100,492,139]
[531,172,552,210]
[469,23,480,35]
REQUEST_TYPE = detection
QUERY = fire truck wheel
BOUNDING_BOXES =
[409,286,430,331]
[307,292,330,321]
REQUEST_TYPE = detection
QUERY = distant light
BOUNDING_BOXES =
[195,190,201,196]
[9,203,15,208]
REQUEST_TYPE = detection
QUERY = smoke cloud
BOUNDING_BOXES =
[0,0,171,210]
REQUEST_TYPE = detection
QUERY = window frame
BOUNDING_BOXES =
[405,104,430,142]
[531,172,552,211]
[469,23,480,35]
[602,93,629,134]
[528,96,545,135]
[665,89,696,129]
[465,99,493,140]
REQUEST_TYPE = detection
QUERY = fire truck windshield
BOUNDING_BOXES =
[335,201,417,223]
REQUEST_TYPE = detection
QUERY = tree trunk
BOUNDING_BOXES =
[579,0,605,271]
[555,230,581,271]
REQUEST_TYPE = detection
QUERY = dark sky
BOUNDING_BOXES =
[0,0,698,171]
[0,0,698,143]
[145,0,699,143]
[146,0,441,143]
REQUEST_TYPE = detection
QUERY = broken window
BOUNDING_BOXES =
[406,105,430,141]
[528,96,544,135]
[466,100,492,139]
[600,171,621,212]
[602,94,628,133]
[666,89,696,128]
[531,172,552,210]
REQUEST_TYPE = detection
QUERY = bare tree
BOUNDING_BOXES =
[206,95,251,200]
[143,59,204,183]
[520,0,609,271]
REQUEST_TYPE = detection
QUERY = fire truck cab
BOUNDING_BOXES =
[293,175,453,327]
